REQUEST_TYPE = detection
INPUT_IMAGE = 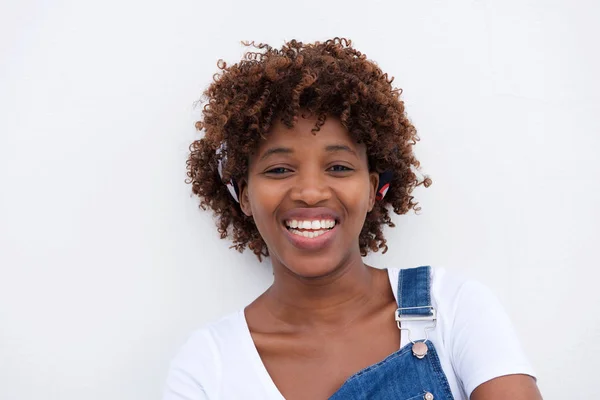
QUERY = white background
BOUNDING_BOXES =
[1,0,599,398]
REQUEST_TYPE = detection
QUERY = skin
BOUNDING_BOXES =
[238,113,542,399]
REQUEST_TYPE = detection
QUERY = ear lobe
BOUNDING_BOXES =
[238,179,253,216]
[368,172,379,212]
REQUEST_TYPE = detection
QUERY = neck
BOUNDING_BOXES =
[264,253,383,330]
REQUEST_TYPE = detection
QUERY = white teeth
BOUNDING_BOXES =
[285,219,337,230]
[289,229,329,238]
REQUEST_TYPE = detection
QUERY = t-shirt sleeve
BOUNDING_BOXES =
[162,329,217,400]
[448,279,536,397]
[162,363,208,400]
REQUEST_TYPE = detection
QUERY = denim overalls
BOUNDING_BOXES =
[329,266,454,400]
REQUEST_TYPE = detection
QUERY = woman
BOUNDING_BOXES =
[164,38,541,399]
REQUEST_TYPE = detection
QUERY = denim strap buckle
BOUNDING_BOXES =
[396,306,437,346]
[395,306,436,324]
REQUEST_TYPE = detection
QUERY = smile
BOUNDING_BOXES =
[284,219,337,239]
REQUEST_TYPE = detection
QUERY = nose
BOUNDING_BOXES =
[289,168,332,205]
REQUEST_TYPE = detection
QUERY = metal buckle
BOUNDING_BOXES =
[395,306,436,322]
[395,306,437,344]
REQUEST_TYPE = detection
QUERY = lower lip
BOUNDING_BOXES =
[282,224,338,251]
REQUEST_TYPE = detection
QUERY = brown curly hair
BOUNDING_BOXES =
[187,37,431,260]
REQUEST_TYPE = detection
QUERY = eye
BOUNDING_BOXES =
[328,165,354,172]
[265,167,292,175]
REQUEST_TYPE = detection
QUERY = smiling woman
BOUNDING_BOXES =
[163,38,542,400]
[241,115,379,277]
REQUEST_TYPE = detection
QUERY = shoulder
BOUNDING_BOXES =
[427,266,520,338]
[387,265,482,307]
[387,266,499,312]
[173,309,246,362]
[431,267,536,397]
[431,266,495,310]
[388,266,536,397]
[163,310,247,399]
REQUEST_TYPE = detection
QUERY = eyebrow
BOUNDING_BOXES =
[325,144,357,157]
[258,144,357,161]
[259,147,293,161]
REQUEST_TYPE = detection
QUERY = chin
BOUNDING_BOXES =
[279,251,350,279]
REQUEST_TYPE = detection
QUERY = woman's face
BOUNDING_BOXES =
[239,113,378,278]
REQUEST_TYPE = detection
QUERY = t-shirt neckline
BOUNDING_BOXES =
[236,267,400,399]
[237,309,286,399]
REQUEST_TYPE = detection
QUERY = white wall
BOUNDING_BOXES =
[1,0,599,398]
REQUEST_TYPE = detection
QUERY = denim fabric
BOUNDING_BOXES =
[329,267,454,400]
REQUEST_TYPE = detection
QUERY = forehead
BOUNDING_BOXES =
[255,114,365,155]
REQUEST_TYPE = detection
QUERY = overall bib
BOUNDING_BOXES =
[329,266,455,400]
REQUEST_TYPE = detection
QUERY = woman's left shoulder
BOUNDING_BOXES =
[388,265,496,307]
[429,266,514,328]
[429,266,495,306]
[429,266,537,397]
[387,265,513,326]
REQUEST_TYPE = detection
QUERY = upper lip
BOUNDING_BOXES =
[280,207,341,223]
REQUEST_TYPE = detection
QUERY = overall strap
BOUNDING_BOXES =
[397,266,434,317]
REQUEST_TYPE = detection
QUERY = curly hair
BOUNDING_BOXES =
[186,37,431,260]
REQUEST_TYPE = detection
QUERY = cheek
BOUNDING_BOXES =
[247,183,282,233]
[335,177,374,219]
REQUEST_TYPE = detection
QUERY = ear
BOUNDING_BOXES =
[237,178,253,217]
[368,171,379,212]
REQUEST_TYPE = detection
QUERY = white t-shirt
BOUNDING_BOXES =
[163,267,536,399]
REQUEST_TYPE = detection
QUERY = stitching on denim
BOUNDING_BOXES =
[398,268,405,308]
[425,265,431,307]
[399,266,433,312]
[426,342,455,399]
